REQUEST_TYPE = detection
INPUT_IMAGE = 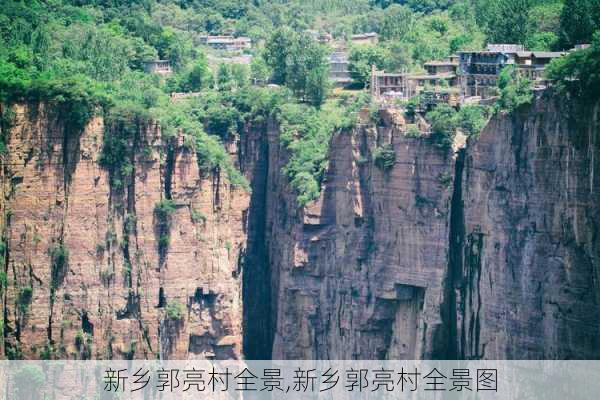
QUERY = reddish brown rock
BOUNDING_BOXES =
[0,103,248,359]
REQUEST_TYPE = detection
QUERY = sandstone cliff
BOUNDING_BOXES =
[449,96,600,359]
[1,92,599,360]
[1,103,248,359]
[254,92,600,360]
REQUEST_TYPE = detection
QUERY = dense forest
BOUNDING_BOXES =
[0,0,599,204]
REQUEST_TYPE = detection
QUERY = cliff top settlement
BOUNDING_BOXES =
[368,44,572,104]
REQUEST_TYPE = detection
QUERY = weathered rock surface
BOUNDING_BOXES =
[1,92,599,360]
[263,116,456,359]
[1,103,248,359]
[449,96,600,359]
[263,95,600,360]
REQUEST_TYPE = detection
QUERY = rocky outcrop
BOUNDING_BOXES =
[263,94,600,360]
[262,114,456,359]
[449,96,600,359]
[1,103,248,359]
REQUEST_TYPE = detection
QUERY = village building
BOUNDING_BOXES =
[329,52,352,87]
[143,60,172,75]
[307,30,333,44]
[371,56,459,103]
[350,32,378,46]
[199,35,252,51]
[423,57,458,75]
[318,32,333,44]
[514,51,565,80]
[458,47,518,98]
[370,42,573,108]
[458,44,564,98]
[370,69,410,99]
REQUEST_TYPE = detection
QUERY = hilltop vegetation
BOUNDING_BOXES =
[0,0,598,205]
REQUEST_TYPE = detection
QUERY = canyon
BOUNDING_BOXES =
[1,90,599,360]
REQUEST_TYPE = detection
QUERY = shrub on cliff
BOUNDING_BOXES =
[50,244,69,290]
[148,97,250,191]
[277,99,351,206]
[546,31,600,101]
[426,104,458,148]
[17,286,33,313]
[457,105,490,137]
[165,301,185,321]
[373,144,396,171]
[154,199,176,262]
[494,65,534,113]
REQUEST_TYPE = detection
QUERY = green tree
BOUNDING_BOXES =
[484,0,533,45]
[546,31,600,100]
[560,0,600,46]
[495,65,534,112]
[380,4,415,41]
[348,45,389,88]
[250,56,271,84]
[263,27,296,84]
[263,30,329,106]
[426,104,458,148]
[180,56,211,92]
[231,64,250,88]
[457,105,489,136]
[217,63,233,90]
[285,34,330,106]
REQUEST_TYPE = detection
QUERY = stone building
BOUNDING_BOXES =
[515,51,565,81]
[371,58,459,102]
[329,52,352,87]
[370,69,410,99]
[307,30,333,44]
[351,32,379,46]
[143,60,172,75]
[424,58,458,75]
[199,35,252,51]
[459,44,565,98]
[458,47,518,98]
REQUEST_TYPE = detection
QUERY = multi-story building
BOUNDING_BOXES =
[458,44,563,98]
[371,44,568,104]
[307,30,333,44]
[423,58,458,75]
[371,56,459,102]
[514,51,565,80]
[457,45,522,98]
[329,52,352,87]
[370,69,410,98]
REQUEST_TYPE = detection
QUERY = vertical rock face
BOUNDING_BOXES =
[1,103,248,359]
[2,92,599,360]
[451,96,600,359]
[264,113,457,359]
[260,95,600,360]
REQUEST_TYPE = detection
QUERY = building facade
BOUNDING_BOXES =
[143,60,172,75]
[371,56,459,102]
[350,32,379,46]
[329,52,352,87]
[458,44,563,98]
[199,35,252,51]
